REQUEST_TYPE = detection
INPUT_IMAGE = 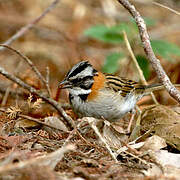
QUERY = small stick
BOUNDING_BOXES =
[62,129,75,146]
[0,0,60,51]
[20,114,66,132]
[1,86,10,107]
[85,117,118,162]
[1,61,23,107]
[123,31,158,104]
[124,149,148,165]
[45,67,52,97]
[0,44,51,96]
[153,2,180,16]
[75,128,102,152]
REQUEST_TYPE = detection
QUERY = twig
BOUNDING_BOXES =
[85,117,118,162]
[20,114,65,131]
[123,31,158,104]
[62,129,75,146]
[45,67,52,97]
[117,141,149,165]
[123,150,148,165]
[117,0,180,103]
[153,2,180,16]
[0,66,75,130]
[0,0,60,51]
[0,44,51,96]
[1,61,23,106]
[1,87,11,107]
[76,128,102,152]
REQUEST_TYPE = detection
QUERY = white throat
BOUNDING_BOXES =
[69,88,91,96]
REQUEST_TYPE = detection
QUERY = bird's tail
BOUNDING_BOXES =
[144,84,180,94]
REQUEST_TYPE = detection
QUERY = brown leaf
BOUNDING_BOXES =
[140,105,180,150]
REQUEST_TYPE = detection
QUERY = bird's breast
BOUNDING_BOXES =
[70,89,137,122]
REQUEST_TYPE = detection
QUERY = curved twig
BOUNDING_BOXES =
[0,44,51,97]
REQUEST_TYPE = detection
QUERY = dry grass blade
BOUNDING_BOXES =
[85,117,118,162]
[123,31,158,104]
[153,2,180,16]
[45,67,52,97]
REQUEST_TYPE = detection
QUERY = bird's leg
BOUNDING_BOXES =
[126,108,136,134]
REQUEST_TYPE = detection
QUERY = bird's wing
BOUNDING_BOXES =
[105,74,145,97]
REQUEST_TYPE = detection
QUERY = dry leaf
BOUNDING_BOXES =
[44,116,68,132]
[103,121,127,149]
[140,135,167,151]
[140,105,180,150]
[15,118,39,128]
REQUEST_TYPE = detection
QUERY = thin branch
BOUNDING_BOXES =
[123,31,158,104]
[45,67,52,97]
[0,45,45,82]
[0,0,60,51]
[85,117,118,162]
[0,44,52,97]
[0,66,75,130]
[117,0,180,103]
[20,114,67,131]
[1,61,23,106]
[153,2,180,16]
[1,87,11,107]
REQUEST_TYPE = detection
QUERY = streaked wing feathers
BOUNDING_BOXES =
[105,74,145,97]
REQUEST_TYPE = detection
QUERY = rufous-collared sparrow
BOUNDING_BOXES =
[59,61,177,122]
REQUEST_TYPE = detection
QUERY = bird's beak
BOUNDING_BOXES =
[59,80,72,89]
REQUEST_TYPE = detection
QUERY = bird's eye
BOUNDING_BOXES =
[70,78,79,84]
[79,77,93,90]
[68,76,93,89]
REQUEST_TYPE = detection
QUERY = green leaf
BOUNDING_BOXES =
[84,24,131,44]
[136,55,150,80]
[102,52,125,73]
[151,40,180,61]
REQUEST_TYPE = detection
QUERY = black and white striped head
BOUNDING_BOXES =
[60,61,98,96]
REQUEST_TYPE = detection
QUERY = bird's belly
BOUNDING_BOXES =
[71,92,137,122]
